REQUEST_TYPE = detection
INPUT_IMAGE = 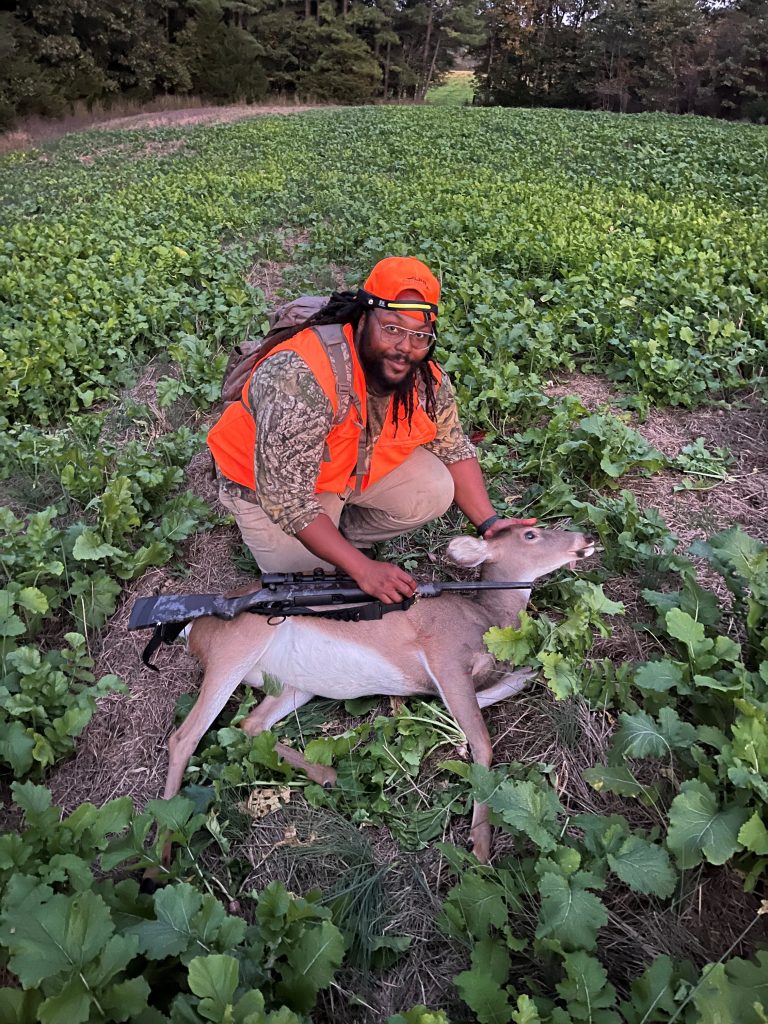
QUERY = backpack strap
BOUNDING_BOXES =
[312,323,360,426]
[313,324,367,493]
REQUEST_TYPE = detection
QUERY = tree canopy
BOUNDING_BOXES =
[1,0,767,129]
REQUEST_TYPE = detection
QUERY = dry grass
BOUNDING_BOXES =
[546,371,625,411]
[0,97,338,154]
[207,801,467,1021]
[47,527,254,814]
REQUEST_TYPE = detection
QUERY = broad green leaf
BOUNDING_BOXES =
[667,781,749,868]
[38,976,90,1024]
[6,645,42,673]
[607,835,677,897]
[388,1007,451,1024]
[11,782,56,824]
[620,955,679,1024]
[484,614,538,664]
[0,890,115,987]
[0,590,25,636]
[455,966,511,1024]
[99,977,151,1022]
[146,795,199,833]
[127,882,203,959]
[738,813,768,855]
[538,651,581,700]
[634,660,685,693]
[440,875,509,940]
[16,587,49,615]
[535,872,608,951]
[556,951,619,1022]
[0,722,35,774]
[572,581,625,617]
[610,711,669,760]
[277,919,345,1012]
[657,706,698,749]
[665,607,707,647]
[511,995,543,1024]
[692,951,768,1024]
[187,954,239,1021]
[0,989,42,1024]
[470,770,562,852]
[72,529,127,562]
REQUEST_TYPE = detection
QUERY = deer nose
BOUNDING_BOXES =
[583,533,595,544]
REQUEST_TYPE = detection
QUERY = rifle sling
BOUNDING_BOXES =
[141,595,414,671]
[142,620,190,672]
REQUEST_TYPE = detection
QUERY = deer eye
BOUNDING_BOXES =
[524,530,537,540]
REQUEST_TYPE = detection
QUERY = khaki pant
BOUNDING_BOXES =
[218,447,455,572]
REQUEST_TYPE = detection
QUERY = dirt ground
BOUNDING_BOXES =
[0,102,337,153]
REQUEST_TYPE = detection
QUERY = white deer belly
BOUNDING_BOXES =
[257,619,421,699]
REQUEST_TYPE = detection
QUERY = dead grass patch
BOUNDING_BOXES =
[0,99,339,154]
[47,525,254,814]
[76,137,189,165]
[546,371,625,410]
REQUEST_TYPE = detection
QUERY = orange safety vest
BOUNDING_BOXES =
[207,323,442,495]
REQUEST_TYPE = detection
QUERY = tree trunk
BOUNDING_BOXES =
[420,0,434,99]
[383,39,391,97]
[423,31,442,98]
[305,0,311,19]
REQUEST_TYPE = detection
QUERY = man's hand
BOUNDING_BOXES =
[483,517,537,539]
[352,557,418,604]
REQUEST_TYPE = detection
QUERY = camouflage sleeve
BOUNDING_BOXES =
[423,369,477,464]
[249,351,333,535]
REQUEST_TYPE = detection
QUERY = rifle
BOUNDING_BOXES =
[128,570,534,669]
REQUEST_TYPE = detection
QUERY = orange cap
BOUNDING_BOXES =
[362,256,440,322]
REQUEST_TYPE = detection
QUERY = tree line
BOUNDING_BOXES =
[475,0,768,120]
[1,0,767,130]
[0,0,479,130]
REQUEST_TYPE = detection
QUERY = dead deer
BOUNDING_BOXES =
[163,525,595,862]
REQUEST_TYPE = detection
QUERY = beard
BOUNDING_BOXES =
[357,319,423,397]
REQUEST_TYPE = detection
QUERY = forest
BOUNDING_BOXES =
[2,0,768,130]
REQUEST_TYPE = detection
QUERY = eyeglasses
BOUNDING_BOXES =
[379,322,434,353]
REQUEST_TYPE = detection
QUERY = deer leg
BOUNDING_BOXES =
[422,657,495,863]
[241,687,337,789]
[476,668,534,710]
[164,665,251,801]
[148,656,258,877]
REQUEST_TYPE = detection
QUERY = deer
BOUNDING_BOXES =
[161,525,595,863]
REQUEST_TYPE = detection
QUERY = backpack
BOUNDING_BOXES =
[220,295,329,408]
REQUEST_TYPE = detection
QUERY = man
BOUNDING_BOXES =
[207,256,535,604]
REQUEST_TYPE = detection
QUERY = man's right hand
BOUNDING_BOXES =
[352,557,418,604]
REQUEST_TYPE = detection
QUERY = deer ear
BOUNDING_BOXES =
[445,536,491,568]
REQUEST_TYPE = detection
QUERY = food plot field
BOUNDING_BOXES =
[0,107,767,1024]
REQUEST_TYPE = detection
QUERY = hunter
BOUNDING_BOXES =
[207,256,535,604]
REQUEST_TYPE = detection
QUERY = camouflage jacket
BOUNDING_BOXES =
[218,348,476,534]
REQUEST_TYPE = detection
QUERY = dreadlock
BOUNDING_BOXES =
[286,290,440,431]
